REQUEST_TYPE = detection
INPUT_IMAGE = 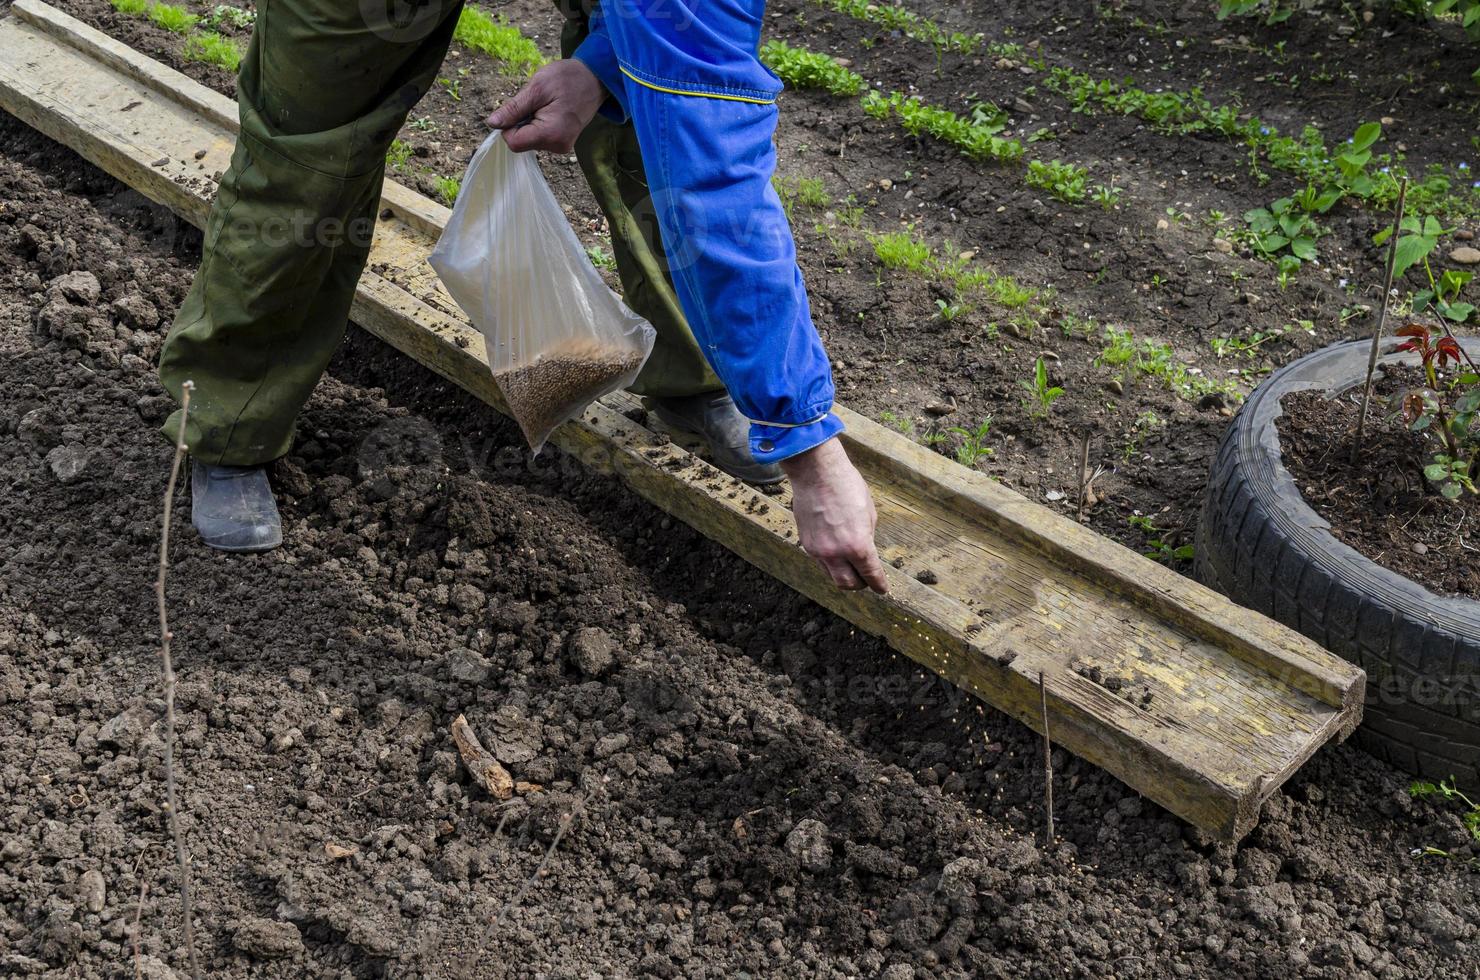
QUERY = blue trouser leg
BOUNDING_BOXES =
[574,0,844,463]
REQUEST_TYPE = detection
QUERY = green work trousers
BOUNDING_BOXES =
[158,0,721,465]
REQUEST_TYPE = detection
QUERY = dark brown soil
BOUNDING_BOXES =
[4,102,1480,978]
[6,0,1480,976]
[1278,366,1480,599]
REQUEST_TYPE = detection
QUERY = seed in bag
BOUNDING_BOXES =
[493,338,646,448]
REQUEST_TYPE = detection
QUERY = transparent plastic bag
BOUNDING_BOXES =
[428,131,656,452]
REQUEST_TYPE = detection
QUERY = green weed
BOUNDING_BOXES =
[774,175,831,219]
[432,175,461,206]
[585,245,616,271]
[386,139,414,170]
[1019,358,1064,419]
[202,4,254,30]
[948,418,995,467]
[1129,515,1194,563]
[109,0,149,14]
[1410,776,1480,847]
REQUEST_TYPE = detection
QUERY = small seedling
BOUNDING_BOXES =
[1020,358,1064,419]
[202,3,254,30]
[585,245,616,271]
[948,418,995,467]
[880,410,918,439]
[385,139,414,171]
[870,229,933,274]
[1091,184,1121,209]
[1129,515,1194,562]
[761,40,864,96]
[1410,776,1480,858]
[1395,322,1480,499]
[432,175,461,206]
[1026,159,1088,204]
[935,298,965,321]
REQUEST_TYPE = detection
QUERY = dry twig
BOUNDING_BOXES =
[156,381,201,979]
[495,794,587,925]
[1354,179,1407,462]
[130,845,151,980]
[1039,671,1055,846]
[450,714,514,800]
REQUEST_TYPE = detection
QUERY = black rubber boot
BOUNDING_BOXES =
[190,461,283,553]
[648,392,785,485]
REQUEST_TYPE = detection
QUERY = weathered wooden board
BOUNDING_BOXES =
[0,0,1365,840]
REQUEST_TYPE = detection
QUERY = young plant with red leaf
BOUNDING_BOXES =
[1395,323,1480,500]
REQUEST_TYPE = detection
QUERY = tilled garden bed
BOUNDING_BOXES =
[3,0,1480,975]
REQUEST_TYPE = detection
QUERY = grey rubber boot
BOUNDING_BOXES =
[190,460,283,553]
[647,392,785,485]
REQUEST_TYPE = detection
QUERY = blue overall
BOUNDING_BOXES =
[572,0,842,463]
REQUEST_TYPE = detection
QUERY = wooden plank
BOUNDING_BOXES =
[0,0,1365,841]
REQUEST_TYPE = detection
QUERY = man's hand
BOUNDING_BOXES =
[486,59,606,154]
[782,437,889,594]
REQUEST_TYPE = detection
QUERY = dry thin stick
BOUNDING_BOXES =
[495,794,586,925]
[1354,179,1408,463]
[1039,671,1054,846]
[130,845,151,980]
[1075,430,1093,523]
[156,380,201,980]
[451,714,514,800]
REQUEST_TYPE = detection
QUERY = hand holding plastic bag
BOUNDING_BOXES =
[429,132,655,452]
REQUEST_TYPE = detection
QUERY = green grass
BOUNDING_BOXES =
[870,229,934,274]
[432,175,461,206]
[146,1,197,33]
[109,0,149,13]
[183,31,243,73]
[774,175,831,218]
[453,6,546,77]
[1097,327,1235,401]
[761,40,864,96]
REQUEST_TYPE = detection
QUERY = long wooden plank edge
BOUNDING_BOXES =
[0,0,1368,725]
[0,3,1354,837]
[10,0,452,242]
[839,414,1366,724]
